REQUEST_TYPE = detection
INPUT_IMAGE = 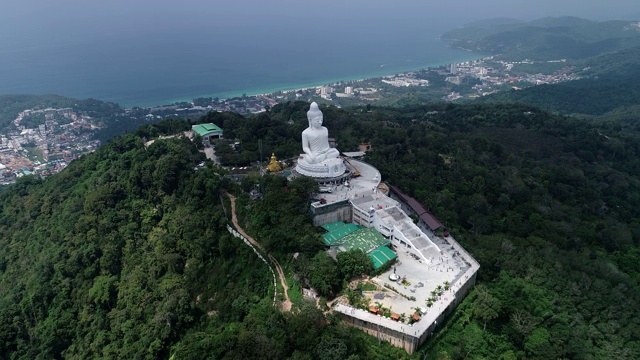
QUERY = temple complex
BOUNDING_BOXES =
[292,102,480,354]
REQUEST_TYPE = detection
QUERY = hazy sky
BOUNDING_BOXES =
[2,0,639,46]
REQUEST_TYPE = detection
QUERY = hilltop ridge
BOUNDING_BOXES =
[443,16,640,60]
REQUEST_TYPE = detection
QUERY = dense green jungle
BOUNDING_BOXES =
[1,94,639,359]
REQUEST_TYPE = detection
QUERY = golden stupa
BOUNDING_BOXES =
[267,153,282,173]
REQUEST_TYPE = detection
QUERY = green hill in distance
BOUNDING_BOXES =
[0,94,129,137]
[0,94,80,128]
[443,16,640,60]
[456,17,525,29]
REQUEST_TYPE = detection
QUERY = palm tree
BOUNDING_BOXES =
[444,281,450,290]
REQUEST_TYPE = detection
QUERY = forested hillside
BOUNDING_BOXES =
[482,70,640,115]
[218,101,640,358]
[0,121,239,358]
[0,117,408,359]
[360,104,640,359]
[1,98,639,358]
[481,46,640,118]
[0,94,124,132]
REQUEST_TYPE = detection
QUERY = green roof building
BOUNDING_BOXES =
[368,246,397,270]
[192,123,223,145]
[322,224,397,270]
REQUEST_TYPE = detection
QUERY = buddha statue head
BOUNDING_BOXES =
[307,102,323,129]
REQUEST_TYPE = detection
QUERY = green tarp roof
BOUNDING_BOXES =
[192,123,223,136]
[321,221,345,232]
[369,246,397,269]
[338,228,389,253]
[320,223,396,270]
[322,223,360,246]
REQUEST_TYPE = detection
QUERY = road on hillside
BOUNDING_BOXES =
[203,147,219,164]
[226,193,292,312]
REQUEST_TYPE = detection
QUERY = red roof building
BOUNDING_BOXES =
[389,185,443,230]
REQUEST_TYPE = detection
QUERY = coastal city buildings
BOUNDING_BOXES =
[381,75,429,87]
[0,108,101,184]
[256,57,581,106]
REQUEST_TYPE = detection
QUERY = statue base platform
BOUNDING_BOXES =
[295,157,346,179]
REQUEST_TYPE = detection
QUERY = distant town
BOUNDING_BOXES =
[0,108,100,184]
[294,57,579,104]
[1,57,582,185]
[159,56,582,115]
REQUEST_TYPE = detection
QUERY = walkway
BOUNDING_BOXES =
[226,193,292,312]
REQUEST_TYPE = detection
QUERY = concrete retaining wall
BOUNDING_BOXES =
[311,200,352,226]
[337,267,478,354]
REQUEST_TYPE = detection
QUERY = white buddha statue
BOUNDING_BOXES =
[295,102,346,178]
[301,102,340,164]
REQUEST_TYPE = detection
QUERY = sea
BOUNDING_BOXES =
[0,24,480,108]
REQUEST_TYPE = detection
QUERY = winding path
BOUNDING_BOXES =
[226,193,292,312]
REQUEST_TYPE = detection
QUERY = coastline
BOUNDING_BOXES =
[127,52,484,108]
[0,35,484,109]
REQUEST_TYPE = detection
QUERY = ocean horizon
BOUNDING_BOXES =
[1,26,480,108]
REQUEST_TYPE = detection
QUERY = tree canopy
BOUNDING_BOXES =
[1,90,640,358]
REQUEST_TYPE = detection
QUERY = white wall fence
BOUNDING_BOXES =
[226,224,278,307]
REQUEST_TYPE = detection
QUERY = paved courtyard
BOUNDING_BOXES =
[319,158,480,352]
[368,246,469,316]
[314,159,475,317]
[316,159,382,202]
